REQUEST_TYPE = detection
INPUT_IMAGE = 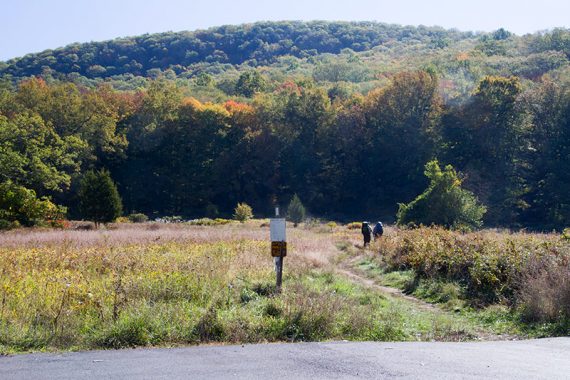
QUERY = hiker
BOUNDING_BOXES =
[361,221,372,247]
[373,221,384,241]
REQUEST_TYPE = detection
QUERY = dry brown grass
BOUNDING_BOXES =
[518,256,570,323]
[0,223,264,248]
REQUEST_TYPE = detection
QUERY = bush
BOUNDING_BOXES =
[94,315,155,349]
[191,308,225,342]
[233,203,253,223]
[287,194,306,227]
[48,219,70,229]
[74,222,96,230]
[376,227,570,305]
[397,161,486,230]
[156,216,183,223]
[0,219,18,230]
[303,217,321,229]
[188,218,232,226]
[518,258,570,323]
[128,213,149,223]
[346,222,362,230]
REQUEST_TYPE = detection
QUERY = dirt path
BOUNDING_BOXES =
[335,266,441,313]
[328,241,440,312]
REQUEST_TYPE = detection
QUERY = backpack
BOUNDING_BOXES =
[361,222,371,235]
[374,222,384,236]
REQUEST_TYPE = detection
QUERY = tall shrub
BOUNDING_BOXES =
[0,181,64,228]
[79,170,123,226]
[397,160,486,229]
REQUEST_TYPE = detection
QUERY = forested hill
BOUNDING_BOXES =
[1,21,568,96]
[0,21,473,79]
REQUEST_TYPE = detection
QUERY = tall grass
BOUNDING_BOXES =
[371,227,570,327]
[0,223,464,353]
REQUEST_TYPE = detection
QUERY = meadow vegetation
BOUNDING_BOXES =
[0,221,533,354]
[354,226,570,336]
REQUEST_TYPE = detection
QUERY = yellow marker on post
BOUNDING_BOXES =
[271,241,287,257]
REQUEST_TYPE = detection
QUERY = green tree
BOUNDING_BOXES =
[79,170,123,226]
[0,181,64,228]
[397,161,486,230]
[287,194,306,227]
[14,79,129,162]
[492,28,512,41]
[235,71,266,97]
[363,70,443,215]
[522,79,570,228]
[468,76,524,225]
[195,72,214,87]
[233,202,253,223]
[440,76,525,226]
[0,113,84,194]
[271,84,335,213]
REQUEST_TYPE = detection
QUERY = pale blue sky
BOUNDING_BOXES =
[1,0,569,61]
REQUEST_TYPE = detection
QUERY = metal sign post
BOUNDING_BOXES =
[270,207,286,293]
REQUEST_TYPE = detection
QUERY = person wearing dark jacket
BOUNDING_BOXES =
[361,222,372,247]
[373,222,384,241]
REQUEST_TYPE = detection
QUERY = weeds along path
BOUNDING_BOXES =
[321,229,437,310]
[325,233,442,312]
[329,239,519,342]
[335,265,440,313]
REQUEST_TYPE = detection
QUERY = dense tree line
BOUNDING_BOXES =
[0,70,569,229]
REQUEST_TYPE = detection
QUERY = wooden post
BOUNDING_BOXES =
[275,255,283,293]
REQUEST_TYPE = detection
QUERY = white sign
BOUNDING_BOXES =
[270,218,286,242]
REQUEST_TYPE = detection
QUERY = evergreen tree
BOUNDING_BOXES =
[287,194,306,227]
[79,170,123,226]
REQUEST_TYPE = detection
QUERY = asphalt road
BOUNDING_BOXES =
[1,338,569,379]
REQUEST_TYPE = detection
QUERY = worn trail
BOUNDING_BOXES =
[336,266,440,313]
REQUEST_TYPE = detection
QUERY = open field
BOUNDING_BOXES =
[0,222,568,354]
